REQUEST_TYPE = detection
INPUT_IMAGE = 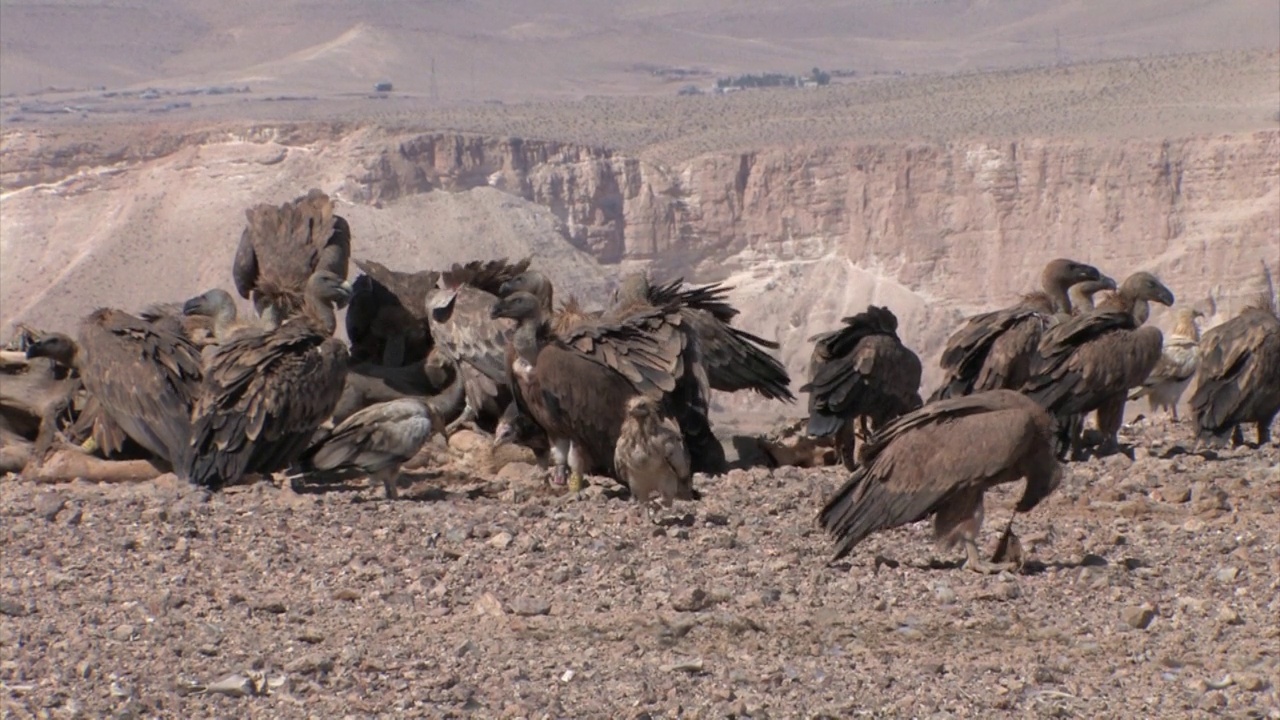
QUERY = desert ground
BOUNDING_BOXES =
[2,1,1280,717]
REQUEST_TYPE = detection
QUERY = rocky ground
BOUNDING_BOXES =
[1,420,1278,719]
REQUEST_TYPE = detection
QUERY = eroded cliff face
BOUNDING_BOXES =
[2,125,1276,417]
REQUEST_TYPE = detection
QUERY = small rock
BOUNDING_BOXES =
[0,599,29,617]
[1215,566,1239,583]
[283,653,334,675]
[206,674,254,698]
[1217,607,1242,625]
[32,492,66,522]
[1198,691,1227,710]
[560,669,575,683]
[1205,674,1234,690]
[110,624,137,642]
[932,584,958,605]
[671,587,709,612]
[296,629,325,644]
[455,640,475,657]
[487,532,514,549]
[1121,605,1156,630]
[510,597,551,617]
[252,598,287,614]
[660,658,706,674]
[331,588,360,602]
[473,592,505,617]
[1237,674,1270,692]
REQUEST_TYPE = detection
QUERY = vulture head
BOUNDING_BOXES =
[1120,272,1176,307]
[1042,259,1103,289]
[182,289,238,321]
[24,332,79,367]
[499,270,550,299]
[625,394,661,420]
[612,271,653,308]
[489,291,542,322]
[307,270,355,310]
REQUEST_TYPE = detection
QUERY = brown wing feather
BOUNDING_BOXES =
[234,190,351,313]
[188,323,348,488]
[1191,308,1280,439]
[931,306,1047,400]
[77,309,203,471]
[1024,315,1164,417]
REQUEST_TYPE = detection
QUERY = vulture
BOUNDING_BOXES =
[25,310,203,473]
[930,258,1105,401]
[345,258,439,367]
[608,272,794,403]
[1128,307,1203,421]
[187,270,352,489]
[801,305,922,470]
[819,389,1062,573]
[493,399,551,461]
[1189,298,1280,446]
[614,395,695,521]
[232,189,351,328]
[138,301,218,348]
[497,270,600,336]
[427,258,531,435]
[182,289,259,343]
[296,398,439,499]
[1021,271,1175,458]
[1065,277,1119,317]
[332,350,459,424]
[489,290,718,491]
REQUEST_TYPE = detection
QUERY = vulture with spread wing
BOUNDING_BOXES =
[930,259,1105,401]
[802,305,922,469]
[427,258,531,435]
[1128,307,1203,421]
[615,394,696,521]
[490,290,718,491]
[819,389,1062,573]
[26,310,204,473]
[187,270,352,489]
[296,398,439,499]
[232,189,351,328]
[345,258,439,367]
[1189,297,1280,446]
[1021,271,1175,458]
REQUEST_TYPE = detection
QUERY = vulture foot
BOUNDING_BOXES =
[444,407,479,437]
[550,464,570,487]
[963,539,1017,575]
[568,471,587,493]
[80,437,99,455]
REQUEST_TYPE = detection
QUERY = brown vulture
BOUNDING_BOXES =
[232,189,351,328]
[187,270,352,489]
[295,398,439,499]
[1128,307,1203,421]
[25,310,204,473]
[426,258,531,435]
[497,270,601,336]
[489,290,718,491]
[801,305,923,470]
[930,259,1105,401]
[1065,277,1118,317]
[181,288,261,344]
[138,301,219,348]
[614,395,695,521]
[819,389,1062,573]
[1021,271,1175,459]
[1189,298,1280,446]
[345,258,439,367]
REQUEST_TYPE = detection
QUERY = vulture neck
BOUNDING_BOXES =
[1067,285,1097,314]
[301,295,338,336]
[212,306,240,340]
[1041,277,1074,315]
[1099,290,1147,326]
[511,317,543,365]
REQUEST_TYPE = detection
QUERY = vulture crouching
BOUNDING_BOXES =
[614,395,696,522]
[819,390,1063,573]
[1190,299,1280,446]
[295,398,439,498]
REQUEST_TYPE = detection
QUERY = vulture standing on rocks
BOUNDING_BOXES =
[801,305,922,470]
[930,259,1105,401]
[490,290,716,491]
[295,398,439,499]
[1021,271,1175,458]
[1128,307,1203,421]
[427,258,531,435]
[25,310,204,473]
[1189,296,1280,446]
[187,270,352,489]
[614,395,696,521]
[345,258,439,367]
[819,389,1062,573]
[232,189,351,328]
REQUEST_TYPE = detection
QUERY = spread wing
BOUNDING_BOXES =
[346,258,438,365]
[77,308,203,471]
[188,324,349,488]
[234,189,351,311]
[429,285,512,387]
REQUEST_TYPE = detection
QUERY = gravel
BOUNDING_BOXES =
[1,422,1278,718]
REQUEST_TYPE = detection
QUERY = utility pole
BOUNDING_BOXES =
[430,56,438,102]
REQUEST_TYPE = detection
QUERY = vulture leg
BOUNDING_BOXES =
[1231,425,1244,447]
[836,419,857,471]
[567,443,589,493]
[444,403,481,436]
[382,334,407,367]
[373,466,401,499]
[549,438,571,487]
[1094,395,1126,457]
[1257,420,1273,446]
[935,489,1018,574]
[963,539,1019,575]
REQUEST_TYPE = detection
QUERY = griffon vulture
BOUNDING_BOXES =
[345,258,439,367]
[427,258,531,435]
[1128,307,1203,421]
[1189,298,1280,446]
[497,269,601,336]
[614,395,695,521]
[181,288,260,344]
[25,310,204,472]
[187,270,352,489]
[232,189,351,328]
[296,398,439,499]
[1065,277,1119,317]
[1021,271,1175,458]
[489,290,719,491]
[801,305,922,470]
[930,259,1104,401]
[819,389,1062,573]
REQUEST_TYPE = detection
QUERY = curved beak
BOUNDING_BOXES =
[488,301,507,320]
[181,296,204,316]
[335,281,355,309]
[1098,275,1118,291]
[1156,284,1175,307]
[498,279,517,297]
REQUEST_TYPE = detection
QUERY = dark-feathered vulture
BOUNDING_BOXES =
[819,389,1062,573]
[138,301,219,348]
[1128,307,1203,421]
[490,290,718,491]
[26,310,203,473]
[182,289,259,344]
[187,270,352,489]
[1065,277,1118,318]
[801,305,922,469]
[1021,271,1175,458]
[1190,298,1280,446]
[232,189,351,328]
[296,398,438,499]
[345,258,439,367]
[930,259,1104,401]
[610,272,794,403]
[614,395,695,521]
[427,258,531,435]
[497,270,600,336]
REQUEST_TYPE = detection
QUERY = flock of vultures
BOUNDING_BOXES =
[3,189,1279,572]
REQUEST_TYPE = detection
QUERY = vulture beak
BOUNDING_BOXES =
[488,301,507,320]
[24,340,47,360]
[182,296,204,316]
[1156,285,1175,307]
[1098,275,1118,291]
[335,281,355,309]
[493,421,516,447]
[498,279,517,297]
